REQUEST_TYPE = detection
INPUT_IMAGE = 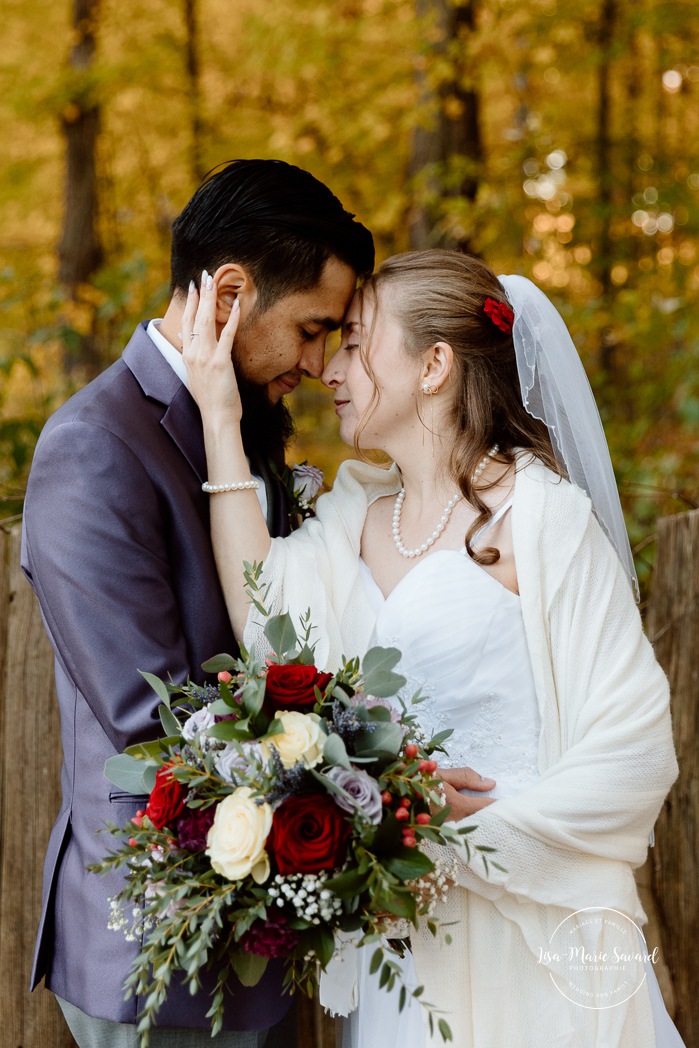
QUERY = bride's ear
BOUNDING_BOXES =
[213,263,256,325]
[420,341,454,393]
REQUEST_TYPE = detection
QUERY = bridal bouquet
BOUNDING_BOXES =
[91,567,482,1044]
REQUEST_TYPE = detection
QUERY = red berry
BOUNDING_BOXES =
[418,759,429,772]
[425,760,438,774]
[381,791,393,806]
[136,810,146,818]
[395,807,410,822]
[404,743,419,759]
[131,815,143,828]
[416,813,431,825]
[399,797,411,809]
[218,671,233,684]
[403,835,417,848]
[128,837,138,848]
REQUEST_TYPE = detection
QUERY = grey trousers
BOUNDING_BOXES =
[56,996,269,1048]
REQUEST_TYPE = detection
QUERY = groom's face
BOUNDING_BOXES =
[233,257,357,404]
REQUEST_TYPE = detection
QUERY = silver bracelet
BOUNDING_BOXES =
[201,480,261,494]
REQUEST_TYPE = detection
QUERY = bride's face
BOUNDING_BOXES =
[322,288,420,450]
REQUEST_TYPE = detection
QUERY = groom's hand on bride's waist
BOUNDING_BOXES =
[438,766,497,820]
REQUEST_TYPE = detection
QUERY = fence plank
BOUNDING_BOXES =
[0,524,75,1047]
[646,507,699,1047]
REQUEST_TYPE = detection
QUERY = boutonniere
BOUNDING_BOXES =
[274,462,325,530]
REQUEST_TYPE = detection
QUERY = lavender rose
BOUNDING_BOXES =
[181,706,216,741]
[215,742,263,784]
[292,463,324,502]
[325,766,383,824]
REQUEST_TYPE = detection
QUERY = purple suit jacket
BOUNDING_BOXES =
[21,323,291,1029]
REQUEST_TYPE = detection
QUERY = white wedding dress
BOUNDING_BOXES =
[340,502,685,1048]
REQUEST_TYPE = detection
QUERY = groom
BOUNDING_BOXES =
[21,159,374,1047]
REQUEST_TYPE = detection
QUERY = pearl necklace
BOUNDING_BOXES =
[392,445,499,559]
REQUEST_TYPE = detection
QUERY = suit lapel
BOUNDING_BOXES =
[122,322,292,524]
[123,323,207,482]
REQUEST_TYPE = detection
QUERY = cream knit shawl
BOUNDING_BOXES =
[244,454,678,959]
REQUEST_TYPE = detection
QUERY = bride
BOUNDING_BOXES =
[182,250,683,1047]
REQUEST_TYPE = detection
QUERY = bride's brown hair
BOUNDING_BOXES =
[355,249,563,566]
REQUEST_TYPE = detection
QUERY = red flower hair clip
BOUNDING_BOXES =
[483,297,515,333]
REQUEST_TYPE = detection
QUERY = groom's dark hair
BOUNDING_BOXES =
[170,159,374,309]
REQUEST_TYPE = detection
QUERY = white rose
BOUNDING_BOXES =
[205,787,272,884]
[260,710,326,769]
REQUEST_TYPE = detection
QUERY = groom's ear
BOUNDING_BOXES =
[213,263,257,325]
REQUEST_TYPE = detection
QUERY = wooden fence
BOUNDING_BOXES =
[1,513,696,1048]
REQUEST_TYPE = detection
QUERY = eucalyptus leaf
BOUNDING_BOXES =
[138,670,172,708]
[201,653,238,674]
[265,717,285,738]
[353,721,404,757]
[158,704,182,737]
[104,754,152,794]
[207,698,235,717]
[297,643,317,665]
[365,704,392,722]
[360,647,406,697]
[264,613,298,657]
[124,736,181,759]
[322,732,352,770]
[207,720,251,742]
[241,678,267,719]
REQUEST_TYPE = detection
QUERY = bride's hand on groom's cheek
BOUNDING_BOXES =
[438,766,497,820]
[181,271,243,422]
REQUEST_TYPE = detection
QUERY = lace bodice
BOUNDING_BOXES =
[360,537,541,799]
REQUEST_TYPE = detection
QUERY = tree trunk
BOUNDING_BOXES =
[58,0,103,378]
[184,0,205,186]
[409,0,482,252]
[58,0,102,289]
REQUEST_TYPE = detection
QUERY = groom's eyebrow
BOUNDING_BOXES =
[308,315,344,331]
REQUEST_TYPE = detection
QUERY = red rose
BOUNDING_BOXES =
[264,664,333,714]
[269,793,351,875]
[145,762,187,830]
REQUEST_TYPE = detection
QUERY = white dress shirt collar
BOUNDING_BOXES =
[146,319,189,388]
